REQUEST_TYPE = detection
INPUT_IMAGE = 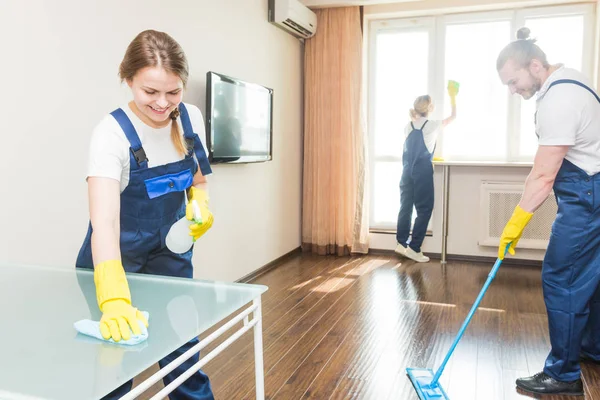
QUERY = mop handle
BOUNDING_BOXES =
[430,244,510,386]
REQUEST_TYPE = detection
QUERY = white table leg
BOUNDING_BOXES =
[120,303,259,400]
[253,297,265,400]
[441,164,450,264]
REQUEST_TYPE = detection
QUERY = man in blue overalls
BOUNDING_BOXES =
[496,27,600,396]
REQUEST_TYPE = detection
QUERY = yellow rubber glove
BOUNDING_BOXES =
[448,80,459,106]
[447,80,460,97]
[498,205,533,260]
[94,260,148,342]
[186,186,214,241]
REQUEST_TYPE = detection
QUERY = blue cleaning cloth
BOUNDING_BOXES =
[74,311,150,346]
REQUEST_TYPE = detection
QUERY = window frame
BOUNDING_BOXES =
[368,17,437,230]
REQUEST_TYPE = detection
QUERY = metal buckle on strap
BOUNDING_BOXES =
[130,147,148,164]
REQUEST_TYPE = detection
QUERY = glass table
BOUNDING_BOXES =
[0,263,268,400]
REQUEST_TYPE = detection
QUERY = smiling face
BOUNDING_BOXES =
[498,58,544,100]
[127,66,184,124]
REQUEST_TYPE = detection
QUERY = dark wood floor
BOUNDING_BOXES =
[133,253,600,399]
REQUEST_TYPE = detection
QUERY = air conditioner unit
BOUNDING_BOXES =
[269,0,317,39]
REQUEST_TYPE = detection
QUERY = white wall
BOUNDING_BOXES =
[0,0,303,282]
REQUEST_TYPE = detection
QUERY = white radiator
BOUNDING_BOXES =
[479,182,557,250]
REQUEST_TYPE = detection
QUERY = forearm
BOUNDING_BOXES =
[448,103,457,121]
[91,219,121,266]
[192,170,208,192]
[88,177,122,266]
[497,145,567,259]
[443,102,457,127]
[518,145,568,213]
[519,169,555,213]
[194,181,208,192]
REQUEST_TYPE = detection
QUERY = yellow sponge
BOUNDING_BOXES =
[447,80,460,97]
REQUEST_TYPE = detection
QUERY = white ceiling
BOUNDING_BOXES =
[300,0,422,8]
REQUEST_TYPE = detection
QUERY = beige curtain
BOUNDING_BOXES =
[302,6,369,256]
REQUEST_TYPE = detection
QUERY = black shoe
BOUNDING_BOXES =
[516,372,583,396]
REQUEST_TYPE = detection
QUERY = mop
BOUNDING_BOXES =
[406,245,510,399]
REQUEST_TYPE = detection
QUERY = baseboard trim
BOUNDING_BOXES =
[369,248,543,267]
[369,229,433,237]
[430,253,542,267]
[236,247,302,283]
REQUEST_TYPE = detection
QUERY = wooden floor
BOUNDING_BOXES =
[134,253,600,399]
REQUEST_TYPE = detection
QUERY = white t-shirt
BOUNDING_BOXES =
[535,65,600,176]
[87,102,208,192]
[404,118,442,154]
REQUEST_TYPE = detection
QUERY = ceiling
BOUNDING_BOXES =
[299,0,422,8]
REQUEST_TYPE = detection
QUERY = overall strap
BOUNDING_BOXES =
[548,79,600,104]
[410,120,428,131]
[110,108,148,170]
[178,103,213,176]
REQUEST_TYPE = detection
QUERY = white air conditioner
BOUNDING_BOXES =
[269,0,317,39]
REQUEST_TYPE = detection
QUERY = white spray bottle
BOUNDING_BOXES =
[165,189,202,254]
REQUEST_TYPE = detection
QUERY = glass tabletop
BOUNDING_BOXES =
[0,263,267,400]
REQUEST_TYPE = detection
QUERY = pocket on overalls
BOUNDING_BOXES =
[144,169,194,199]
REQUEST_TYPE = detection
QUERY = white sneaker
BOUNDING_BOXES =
[394,243,407,256]
[404,247,430,263]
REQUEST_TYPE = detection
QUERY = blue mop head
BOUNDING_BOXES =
[406,368,450,399]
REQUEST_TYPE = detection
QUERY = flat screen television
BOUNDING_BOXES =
[205,71,273,164]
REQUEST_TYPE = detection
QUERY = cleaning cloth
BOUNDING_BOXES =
[74,312,150,346]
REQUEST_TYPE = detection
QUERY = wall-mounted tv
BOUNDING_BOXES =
[205,71,274,164]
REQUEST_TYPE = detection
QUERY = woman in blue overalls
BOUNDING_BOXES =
[76,30,214,400]
[395,86,457,263]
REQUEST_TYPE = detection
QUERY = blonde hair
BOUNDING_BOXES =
[496,27,549,70]
[119,30,189,156]
[409,95,432,120]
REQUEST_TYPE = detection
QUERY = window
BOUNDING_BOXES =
[368,18,434,229]
[367,4,594,230]
[442,16,511,160]
[518,10,590,158]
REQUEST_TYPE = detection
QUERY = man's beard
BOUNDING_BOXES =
[522,74,542,100]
